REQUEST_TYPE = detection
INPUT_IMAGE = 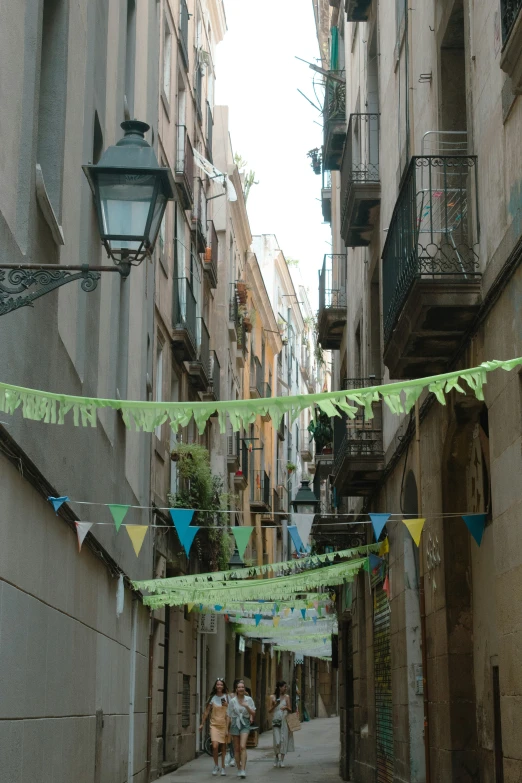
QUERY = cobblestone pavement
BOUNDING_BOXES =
[156,717,342,783]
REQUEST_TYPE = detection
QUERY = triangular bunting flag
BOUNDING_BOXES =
[48,496,68,514]
[75,521,93,551]
[288,525,305,553]
[187,603,195,613]
[362,558,370,572]
[169,508,195,530]
[383,574,390,599]
[313,616,317,625]
[254,613,262,627]
[284,607,290,617]
[273,616,280,628]
[108,504,130,532]
[231,526,254,559]
[369,553,383,572]
[462,514,487,547]
[402,518,426,547]
[300,608,306,619]
[176,525,199,557]
[369,513,390,541]
[378,537,390,556]
[293,513,315,551]
[214,605,223,611]
[125,525,148,557]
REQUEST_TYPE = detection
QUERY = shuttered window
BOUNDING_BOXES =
[373,586,393,783]
[182,675,191,728]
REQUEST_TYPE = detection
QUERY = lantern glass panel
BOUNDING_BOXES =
[148,189,168,247]
[98,172,157,250]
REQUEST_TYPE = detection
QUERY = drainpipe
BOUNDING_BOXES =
[415,400,431,783]
[146,619,154,779]
[128,597,138,781]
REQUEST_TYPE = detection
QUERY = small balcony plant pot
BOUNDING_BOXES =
[204,247,212,262]
[243,317,252,333]
[236,281,248,304]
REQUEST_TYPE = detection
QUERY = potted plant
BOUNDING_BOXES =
[236,281,248,304]
[286,462,297,474]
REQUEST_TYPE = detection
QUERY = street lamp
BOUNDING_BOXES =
[290,479,320,515]
[0,120,174,316]
[228,548,244,570]
[83,120,174,271]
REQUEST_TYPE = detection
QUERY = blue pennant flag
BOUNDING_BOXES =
[369,553,383,572]
[313,616,317,625]
[254,613,262,627]
[462,513,487,546]
[48,496,69,514]
[272,604,277,616]
[288,525,305,554]
[369,513,390,541]
[323,638,327,644]
[291,607,295,613]
[214,605,223,612]
[300,608,306,619]
[176,525,199,556]
[169,508,195,530]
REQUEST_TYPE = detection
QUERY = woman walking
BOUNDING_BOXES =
[227,680,256,778]
[269,680,294,768]
[200,678,230,776]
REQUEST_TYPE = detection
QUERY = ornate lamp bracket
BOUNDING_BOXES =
[0,262,128,317]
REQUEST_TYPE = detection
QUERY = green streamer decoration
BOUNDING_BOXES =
[0,358,519,433]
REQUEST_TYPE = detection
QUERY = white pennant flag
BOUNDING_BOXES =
[116,574,125,617]
[75,521,93,552]
[193,149,238,201]
[293,514,315,552]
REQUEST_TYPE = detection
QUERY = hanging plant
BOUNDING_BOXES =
[286,462,297,473]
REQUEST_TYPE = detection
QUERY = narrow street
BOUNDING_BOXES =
[157,719,342,783]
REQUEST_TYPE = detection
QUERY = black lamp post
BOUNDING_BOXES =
[0,120,174,316]
[291,479,320,515]
[228,548,244,570]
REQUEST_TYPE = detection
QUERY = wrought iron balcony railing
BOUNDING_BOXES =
[173,277,197,348]
[319,254,347,311]
[209,350,220,401]
[195,65,203,124]
[501,0,522,42]
[203,220,218,288]
[340,113,380,245]
[196,317,210,376]
[179,0,189,69]
[229,282,239,324]
[191,177,207,251]
[343,113,380,185]
[175,125,194,208]
[323,70,346,171]
[250,470,271,509]
[206,101,214,163]
[382,155,480,345]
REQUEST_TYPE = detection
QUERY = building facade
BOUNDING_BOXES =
[314,1,522,782]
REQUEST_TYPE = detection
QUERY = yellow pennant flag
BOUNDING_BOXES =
[378,537,390,556]
[402,518,426,547]
[187,603,195,613]
[125,525,148,557]
[273,616,280,628]
[284,607,290,617]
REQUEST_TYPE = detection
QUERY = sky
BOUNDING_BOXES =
[215,0,331,305]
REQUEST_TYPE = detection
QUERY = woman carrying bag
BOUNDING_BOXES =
[199,678,230,776]
[268,680,295,768]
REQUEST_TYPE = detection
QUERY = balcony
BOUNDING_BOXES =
[331,379,384,496]
[323,70,346,171]
[174,126,194,209]
[228,283,240,341]
[500,0,522,91]
[195,65,203,125]
[383,155,481,379]
[317,254,347,350]
[249,357,264,399]
[261,383,272,421]
[179,0,189,70]
[227,427,240,473]
[203,220,218,288]
[236,324,247,368]
[250,471,271,512]
[321,169,332,223]
[206,101,214,163]
[191,178,207,253]
[172,278,197,361]
[273,485,289,521]
[340,113,380,247]
[186,317,210,391]
[300,430,314,462]
[201,350,220,404]
[234,442,249,491]
[345,0,373,22]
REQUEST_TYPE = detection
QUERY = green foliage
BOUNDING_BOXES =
[168,443,235,570]
[308,411,333,454]
[285,257,300,268]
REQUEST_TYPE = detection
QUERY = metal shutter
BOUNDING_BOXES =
[373,585,393,783]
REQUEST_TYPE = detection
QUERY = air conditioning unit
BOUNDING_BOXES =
[199,613,217,634]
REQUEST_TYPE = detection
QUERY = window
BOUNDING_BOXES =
[155,340,164,439]
[37,0,69,220]
[125,0,136,116]
[182,675,191,727]
[163,21,172,98]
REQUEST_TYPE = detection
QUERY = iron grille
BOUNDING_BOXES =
[382,155,480,344]
[182,674,191,728]
[319,254,347,310]
[373,586,393,783]
[324,71,346,122]
[501,0,522,43]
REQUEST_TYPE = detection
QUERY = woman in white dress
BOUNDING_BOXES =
[269,680,294,768]
[227,680,256,779]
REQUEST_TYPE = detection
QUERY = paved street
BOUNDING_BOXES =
[156,718,342,783]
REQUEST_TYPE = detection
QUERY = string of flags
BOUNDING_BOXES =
[368,512,489,548]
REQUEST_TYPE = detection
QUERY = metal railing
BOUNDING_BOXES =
[262,382,272,399]
[250,357,264,396]
[501,0,522,43]
[192,178,207,241]
[319,254,347,311]
[382,155,480,344]
[196,317,210,376]
[333,377,384,461]
[206,101,213,163]
[204,220,218,286]
[173,277,197,347]
[229,283,239,324]
[175,125,194,201]
[195,65,203,123]
[209,350,220,400]
[179,0,189,69]
[250,470,271,508]
[300,429,314,456]
[323,70,346,123]
[342,113,380,185]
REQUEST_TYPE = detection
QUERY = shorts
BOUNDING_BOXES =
[230,724,251,736]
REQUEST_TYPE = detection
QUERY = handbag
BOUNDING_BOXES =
[272,718,282,728]
[286,712,302,732]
